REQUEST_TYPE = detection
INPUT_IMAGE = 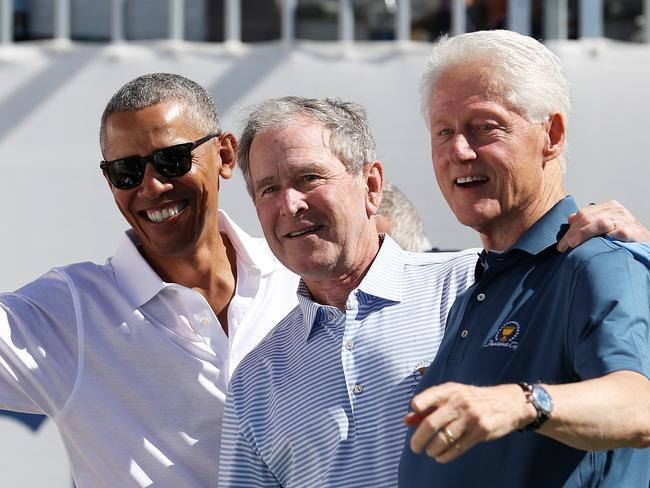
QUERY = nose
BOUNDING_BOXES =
[279,187,308,217]
[449,133,477,164]
[137,162,173,199]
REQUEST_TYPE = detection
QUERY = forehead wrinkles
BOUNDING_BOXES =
[436,62,504,98]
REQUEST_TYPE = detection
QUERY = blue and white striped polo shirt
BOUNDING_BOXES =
[219,236,478,488]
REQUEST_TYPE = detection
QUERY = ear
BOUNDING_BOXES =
[218,132,237,180]
[364,160,384,218]
[542,112,565,164]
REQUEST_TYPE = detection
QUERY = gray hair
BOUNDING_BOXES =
[421,30,571,169]
[238,96,376,199]
[378,180,432,252]
[100,73,221,154]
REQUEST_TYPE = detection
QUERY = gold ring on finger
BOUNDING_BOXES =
[441,427,456,445]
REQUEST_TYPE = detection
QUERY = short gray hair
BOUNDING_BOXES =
[238,96,376,199]
[378,180,432,252]
[421,30,571,168]
[100,73,221,154]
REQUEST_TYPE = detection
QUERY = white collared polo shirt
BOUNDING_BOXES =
[0,210,299,487]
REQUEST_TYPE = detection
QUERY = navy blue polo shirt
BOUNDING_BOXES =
[399,196,650,488]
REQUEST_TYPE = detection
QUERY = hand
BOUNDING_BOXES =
[404,383,535,463]
[557,200,650,252]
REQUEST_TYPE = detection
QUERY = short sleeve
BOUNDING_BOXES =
[568,248,650,380]
[609,241,650,270]
[0,270,79,416]
[218,389,281,488]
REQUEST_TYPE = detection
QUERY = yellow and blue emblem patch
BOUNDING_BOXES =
[484,320,521,349]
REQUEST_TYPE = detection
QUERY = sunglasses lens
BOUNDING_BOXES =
[109,158,145,189]
[154,145,193,178]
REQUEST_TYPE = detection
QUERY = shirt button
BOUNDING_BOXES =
[346,302,354,310]
[461,329,469,338]
[353,384,364,394]
[476,293,486,302]
[200,318,209,326]
[345,340,354,351]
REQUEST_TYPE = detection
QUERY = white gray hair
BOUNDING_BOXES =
[238,96,376,199]
[421,30,571,168]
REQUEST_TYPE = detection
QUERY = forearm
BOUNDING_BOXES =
[535,371,650,450]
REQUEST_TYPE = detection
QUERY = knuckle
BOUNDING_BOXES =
[424,416,438,431]
[475,418,491,435]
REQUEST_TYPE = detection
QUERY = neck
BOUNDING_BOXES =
[143,230,237,334]
[304,233,381,310]
[481,185,566,252]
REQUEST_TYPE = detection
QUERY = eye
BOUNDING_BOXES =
[477,123,496,132]
[302,174,320,182]
[259,185,279,197]
[437,128,452,137]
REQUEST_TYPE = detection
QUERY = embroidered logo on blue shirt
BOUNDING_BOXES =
[484,320,520,349]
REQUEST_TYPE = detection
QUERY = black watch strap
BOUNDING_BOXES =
[518,382,552,430]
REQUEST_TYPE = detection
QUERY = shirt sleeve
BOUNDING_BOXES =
[0,270,79,416]
[568,247,650,380]
[608,240,650,270]
[219,390,281,488]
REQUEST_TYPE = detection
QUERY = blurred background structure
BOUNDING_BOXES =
[1,1,650,485]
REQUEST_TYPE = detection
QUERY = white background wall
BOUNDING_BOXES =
[0,37,649,485]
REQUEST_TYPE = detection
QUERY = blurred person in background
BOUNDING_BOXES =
[376,179,432,252]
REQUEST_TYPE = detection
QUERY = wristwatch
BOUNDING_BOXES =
[518,382,553,430]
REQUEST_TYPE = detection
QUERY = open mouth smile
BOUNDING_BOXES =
[142,201,188,223]
[456,176,489,188]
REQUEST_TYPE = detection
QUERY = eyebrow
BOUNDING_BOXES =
[254,175,276,193]
[252,161,328,193]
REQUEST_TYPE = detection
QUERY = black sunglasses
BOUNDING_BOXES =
[100,133,219,190]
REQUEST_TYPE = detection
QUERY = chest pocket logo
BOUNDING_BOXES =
[484,320,521,350]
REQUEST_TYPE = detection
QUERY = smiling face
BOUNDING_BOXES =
[102,100,234,261]
[249,117,382,285]
[429,63,565,249]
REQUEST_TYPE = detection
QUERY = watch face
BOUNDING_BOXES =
[531,386,554,414]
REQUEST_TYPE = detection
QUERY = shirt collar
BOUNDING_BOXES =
[111,209,279,307]
[218,209,279,277]
[296,234,406,340]
[508,195,577,255]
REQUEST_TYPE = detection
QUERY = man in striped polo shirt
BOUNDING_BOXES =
[217,95,650,487]
[218,96,478,487]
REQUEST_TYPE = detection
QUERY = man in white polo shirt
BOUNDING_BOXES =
[0,73,298,487]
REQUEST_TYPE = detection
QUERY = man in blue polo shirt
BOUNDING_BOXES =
[399,30,650,487]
